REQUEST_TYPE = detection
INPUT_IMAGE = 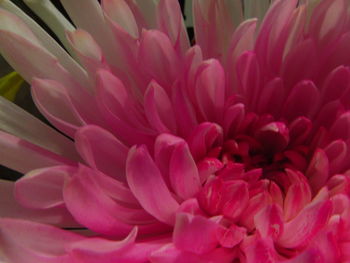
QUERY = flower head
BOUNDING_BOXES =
[1,0,350,262]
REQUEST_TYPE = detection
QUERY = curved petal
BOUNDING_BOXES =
[75,125,128,182]
[126,145,180,225]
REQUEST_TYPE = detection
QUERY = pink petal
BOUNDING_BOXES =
[257,77,284,116]
[282,80,320,120]
[195,59,225,122]
[283,179,312,221]
[173,213,220,254]
[75,125,128,181]
[0,218,83,263]
[0,180,78,227]
[14,165,73,209]
[69,228,161,263]
[235,51,260,108]
[226,19,257,96]
[254,204,284,240]
[306,149,330,194]
[60,0,119,67]
[101,0,139,38]
[169,141,201,200]
[157,0,190,55]
[0,96,79,161]
[216,224,246,248]
[324,140,347,174]
[31,78,84,138]
[138,30,180,90]
[150,243,235,263]
[329,111,350,141]
[0,131,74,174]
[321,66,350,104]
[64,165,156,237]
[126,145,179,225]
[277,200,332,248]
[144,80,177,133]
[188,122,223,161]
[223,103,245,137]
[66,29,109,79]
[171,80,198,137]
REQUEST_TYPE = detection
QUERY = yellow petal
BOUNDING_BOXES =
[0,71,24,101]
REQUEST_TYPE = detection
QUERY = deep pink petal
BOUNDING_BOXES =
[169,141,201,200]
[126,145,180,225]
[173,213,220,254]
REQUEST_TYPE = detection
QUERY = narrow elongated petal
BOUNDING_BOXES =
[126,145,180,225]
[157,0,190,55]
[0,96,78,160]
[139,30,181,90]
[0,131,74,173]
[0,1,90,89]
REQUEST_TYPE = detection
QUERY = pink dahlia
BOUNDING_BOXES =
[1,0,350,262]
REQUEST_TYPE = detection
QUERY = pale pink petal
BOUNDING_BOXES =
[0,96,79,161]
[0,131,74,174]
[31,78,84,138]
[67,29,109,79]
[75,125,128,181]
[0,180,78,227]
[126,145,180,225]
[139,30,181,90]
[101,0,139,38]
[0,218,83,263]
[0,1,90,89]
[14,165,73,209]
[157,0,190,55]
[144,80,177,133]
[60,0,119,67]
[226,19,257,96]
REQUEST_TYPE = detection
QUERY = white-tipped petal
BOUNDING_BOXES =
[0,1,90,89]
[22,0,75,54]
[0,96,79,161]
